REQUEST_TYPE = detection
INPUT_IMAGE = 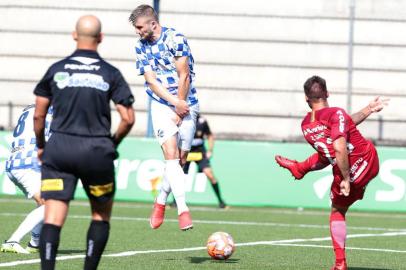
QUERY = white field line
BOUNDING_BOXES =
[1,212,405,232]
[1,231,406,267]
[272,243,406,253]
[1,198,406,220]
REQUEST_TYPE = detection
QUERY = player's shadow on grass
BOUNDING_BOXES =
[189,257,239,264]
[349,267,393,270]
[58,249,86,255]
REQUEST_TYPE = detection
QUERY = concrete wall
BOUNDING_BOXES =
[0,0,405,143]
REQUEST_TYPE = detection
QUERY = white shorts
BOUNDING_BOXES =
[151,99,199,151]
[6,169,41,199]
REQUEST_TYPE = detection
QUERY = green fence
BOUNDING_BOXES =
[1,132,405,211]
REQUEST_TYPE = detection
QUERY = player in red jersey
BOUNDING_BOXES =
[275,75,388,270]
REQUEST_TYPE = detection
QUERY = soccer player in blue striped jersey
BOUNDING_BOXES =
[129,4,199,231]
[1,105,52,254]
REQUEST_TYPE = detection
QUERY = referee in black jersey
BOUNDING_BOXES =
[183,114,227,209]
[33,15,135,270]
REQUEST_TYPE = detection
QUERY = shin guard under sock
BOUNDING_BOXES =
[39,223,61,270]
[84,220,110,270]
[330,211,347,262]
[166,159,188,214]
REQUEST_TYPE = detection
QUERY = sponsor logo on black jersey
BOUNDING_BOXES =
[54,72,110,91]
[64,64,100,71]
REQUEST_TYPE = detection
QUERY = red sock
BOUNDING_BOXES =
[330,211,347,262]
[297,153,321,173]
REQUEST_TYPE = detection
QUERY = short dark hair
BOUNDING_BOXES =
[303,75,328,100]
[129,4,159,25]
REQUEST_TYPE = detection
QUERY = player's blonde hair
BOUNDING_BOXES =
[129,4,159,25]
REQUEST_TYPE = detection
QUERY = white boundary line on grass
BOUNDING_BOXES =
[1,212,405,232]
[273,243,406,253]
[3,212,406,232]
[1,231,406,267]
[2,198,406,220]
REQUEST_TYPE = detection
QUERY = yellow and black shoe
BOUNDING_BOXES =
[25,242,39,253]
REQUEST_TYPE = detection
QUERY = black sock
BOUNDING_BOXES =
[211,183,224,204]
[84,220,110,270]
[39,223,61,270]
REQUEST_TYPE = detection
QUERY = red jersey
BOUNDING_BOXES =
[301,107,374,182]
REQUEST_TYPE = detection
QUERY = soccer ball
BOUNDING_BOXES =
[206,232,235,260]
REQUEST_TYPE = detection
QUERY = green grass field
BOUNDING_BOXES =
[0,196,405,270]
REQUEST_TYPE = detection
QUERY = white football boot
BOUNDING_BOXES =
[1,241,30,254]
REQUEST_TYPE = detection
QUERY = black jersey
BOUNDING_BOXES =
[34,49,134,137]
[190,115,211,152]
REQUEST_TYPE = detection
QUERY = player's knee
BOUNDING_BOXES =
[331,204,349,215]
[92,204,113,221]
[90,198,113,221]
[163,148,179,159]
[91,212,111,222]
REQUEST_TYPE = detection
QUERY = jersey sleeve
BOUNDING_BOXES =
[168,32,191,57]
[135,43,152,75]
[33,67,53,98]
[330,109,350,141]
[111,70,135,107]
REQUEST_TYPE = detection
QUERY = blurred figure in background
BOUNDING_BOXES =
[183,114,227,209]
[1,105,52,254]
[129,4,199,231]
[275,75,388,270]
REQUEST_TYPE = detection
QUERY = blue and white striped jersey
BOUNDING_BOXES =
[5,105,53,172]
[135,27,198,106]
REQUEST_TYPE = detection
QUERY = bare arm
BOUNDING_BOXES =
[112,104,135,147]
[34,96,51,160]
[174,56,190,101]
[206,133,215,159]
[143,71,189,117]
[351,96,389,125]
[333,137,351,196]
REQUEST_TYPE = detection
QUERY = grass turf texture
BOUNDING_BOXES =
[0,196,405,270]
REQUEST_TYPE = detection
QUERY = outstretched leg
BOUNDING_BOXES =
[275,153,329,180]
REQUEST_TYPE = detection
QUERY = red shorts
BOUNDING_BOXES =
[330,143,379,207]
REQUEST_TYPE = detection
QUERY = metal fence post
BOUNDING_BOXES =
[347,0,356,114]
[378,115,383,141]
[7,101,13,130]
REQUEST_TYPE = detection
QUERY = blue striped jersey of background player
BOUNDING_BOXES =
[134,27,198,106]
[5,105,53,172]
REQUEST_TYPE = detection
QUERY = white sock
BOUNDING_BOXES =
[8,205,44,243]
[30,221,43,247]
[156,175,171,205]
[166,159,189,215]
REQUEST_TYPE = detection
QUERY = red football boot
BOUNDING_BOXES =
[331,260,347,270]
[275,155,305,180]
[150,202,166,229]
[178,211,193,231]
